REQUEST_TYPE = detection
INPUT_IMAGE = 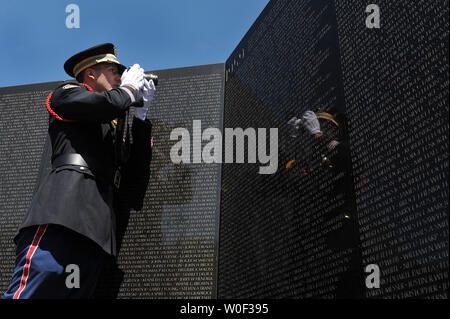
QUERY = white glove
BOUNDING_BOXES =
[142,78,156,102]
[135,78,156,120]
[300,110,322,135]
[120,64,145,91]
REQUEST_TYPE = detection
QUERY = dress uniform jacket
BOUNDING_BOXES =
[16,80,148,256]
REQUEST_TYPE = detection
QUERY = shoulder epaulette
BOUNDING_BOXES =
[46,82,93,122]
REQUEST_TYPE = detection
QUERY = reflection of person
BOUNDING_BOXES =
[288,110,323,137]
[3,43,155,299]
[288,110,342,148]
[286,110,343,172]
[286,108,361,293]
[151,120,193,205]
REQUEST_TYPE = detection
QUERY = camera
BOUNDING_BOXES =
[144,73,158,86]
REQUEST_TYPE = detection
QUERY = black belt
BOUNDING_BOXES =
[52,153,89,169]
[52,153,120,188]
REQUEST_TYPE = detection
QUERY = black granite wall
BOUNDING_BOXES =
[218,0,363,298]
[218,0,448,298]
[0,81,61,294]
[0,0,448,299]
[335,0,449,298]
[0,64,225,299]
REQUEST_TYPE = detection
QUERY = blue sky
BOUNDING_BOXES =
[0,0,269,87]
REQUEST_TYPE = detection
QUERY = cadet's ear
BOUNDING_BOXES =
[85,68,98,81]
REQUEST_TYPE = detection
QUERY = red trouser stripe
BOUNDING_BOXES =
[13,224,48,299]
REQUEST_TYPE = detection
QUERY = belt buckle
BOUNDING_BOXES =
[114,170,121,189]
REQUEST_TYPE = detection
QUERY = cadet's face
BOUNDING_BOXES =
[94,64,122,91]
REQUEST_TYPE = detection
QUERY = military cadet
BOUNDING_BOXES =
[3,43,155,299]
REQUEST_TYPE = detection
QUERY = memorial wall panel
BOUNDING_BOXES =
[0,82,61,293]
[0,64,224,299]
[219,0,363,298]
[94,64,225,298]
[218,0,448,299]
[335,0,449,298]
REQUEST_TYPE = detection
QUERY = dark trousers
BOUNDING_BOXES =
[3,224,105,299]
